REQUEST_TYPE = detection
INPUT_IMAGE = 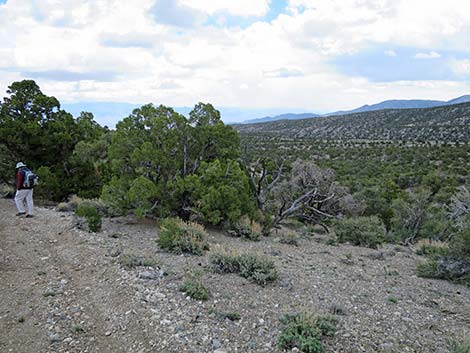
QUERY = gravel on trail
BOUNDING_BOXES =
[0,198,469,353]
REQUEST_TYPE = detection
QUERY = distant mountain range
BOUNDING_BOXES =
[243,112,320,124]
[62,95,470,127]
[236,101,470,143]
[242,95,470,124]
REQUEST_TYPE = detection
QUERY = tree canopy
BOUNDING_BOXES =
[0,80,106,199]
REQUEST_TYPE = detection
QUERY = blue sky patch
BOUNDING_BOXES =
[150,0,204,28]
[205,0,288,28]
[265,0,289,22]
[332,45,470,82]
[23,70,118,82]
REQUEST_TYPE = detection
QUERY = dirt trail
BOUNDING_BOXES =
[0,199,153,353]
[1,198,470,353]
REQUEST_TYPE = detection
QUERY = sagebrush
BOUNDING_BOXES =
[334,216,386,248]
[180,271,209,301]
[158,218,209,255]
[75,203,102,232]
[209,251,278,286]
[278,313,337,353]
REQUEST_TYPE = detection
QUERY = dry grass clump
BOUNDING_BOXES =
[280,231,300,246]
[157,218,209,255]
[57,195,107,214]
[226,215,262,241]
[118,253,159,269]
[415,239,449,257]
[209,250,278,286]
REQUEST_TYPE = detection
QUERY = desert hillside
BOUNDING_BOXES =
[1,198,469,353]
[236,102,470,142]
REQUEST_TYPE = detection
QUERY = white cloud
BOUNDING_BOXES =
[158,80,182,89]
[263,67,304,78]
[283,0,470,54]
[414,51,441,59]
[180,0,270,17]
[1,0,470,122]
[449,58,470,76]
[99,32,159,48]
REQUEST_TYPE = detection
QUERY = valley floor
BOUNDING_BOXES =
[0,198,469,353]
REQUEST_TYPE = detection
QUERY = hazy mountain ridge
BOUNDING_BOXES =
[61,95,470,126]
[236,101,470,142]
[326,99,444,116]
[326,95,470,116]
[243,112,320,124]
[241,95,470,124]
[446,95,470,104]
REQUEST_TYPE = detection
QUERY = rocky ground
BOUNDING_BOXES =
[1,198,469,353]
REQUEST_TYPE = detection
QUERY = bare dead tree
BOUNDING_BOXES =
[243,157,285,212]
[242,154,349,234]
[266,160,338,232]
[448,185,470,235]
[391,189,432,245]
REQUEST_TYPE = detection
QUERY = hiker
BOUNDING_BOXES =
[14,162,35,217]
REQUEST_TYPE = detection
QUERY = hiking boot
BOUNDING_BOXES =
[26,214,34,218]
[16,212,26,216]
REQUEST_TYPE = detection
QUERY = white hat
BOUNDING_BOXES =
[16,162,27,168]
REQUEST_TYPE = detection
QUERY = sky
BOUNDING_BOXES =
[1,0,470,124]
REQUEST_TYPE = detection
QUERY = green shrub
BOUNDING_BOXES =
[315,315,338,337]
[416,230,470,285]
[158,218,209,255]
[238,253,278,286]
[0,183,14,198]
[280,232,299,246]
[416,259,440,278]
[219,312,241,321]
[118,254,158,269]
[226,216,261,241]
[389,189,431,244]
[450,338,470,353]
[278,313,337,353]
[195,160,257,225]
[180,272,209,301]
[75,203,102,232]
[416,258,470,286]
[128,176,158,218]
[450,229,470,262]
[72,324,85,333]
[419,207,450,241]
[334,216,386,248]
[35,166,62,201]
[60,195,107,214]
[209,251,278,286]
[209,251,241,273]
[415,239,450,258]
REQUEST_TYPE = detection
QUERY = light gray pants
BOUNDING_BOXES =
[15,189,34,215]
